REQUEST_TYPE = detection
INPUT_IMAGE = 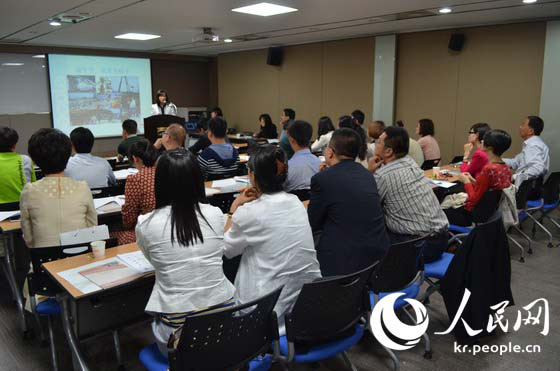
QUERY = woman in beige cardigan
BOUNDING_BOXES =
[20,128,97,248]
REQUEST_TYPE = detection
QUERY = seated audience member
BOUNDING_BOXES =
[416,118,441,161]
[308,128,389,276]
[188,117,211,154]
[197,117,240,179]
[0,127,35,204]
[279,108,296,159]
[339,115,367,166]
[210,107,223,119]
[368,126,448,263]
[446,130,512,226]
[283,121,320,193]
[112,140,158,245]
[117,119,143,160]
[155,123,186,152]
[504,116,549,187]
[351,109,369,142]
[65,127,116,189]
[136,149,235,357]
[461,123,491,177]
[21,128,97,248]
[367,120,385,159]
[224,145,321,334]
[254,113,278,139]
[311,116,335,153]
[393,120,424,166]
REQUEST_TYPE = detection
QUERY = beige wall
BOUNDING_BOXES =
[217,37,375,134]
[395,22,546,163]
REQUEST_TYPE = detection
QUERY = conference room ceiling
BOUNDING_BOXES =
[1,0,559,56]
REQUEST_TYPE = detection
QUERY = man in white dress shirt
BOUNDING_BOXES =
[504,116,549,187]
[65,127,116,189]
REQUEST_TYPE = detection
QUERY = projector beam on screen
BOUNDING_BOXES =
[48,54,152,138]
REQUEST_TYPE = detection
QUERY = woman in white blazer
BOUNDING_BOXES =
[150,89,177,116]
[223,145,321,335]
[311,116,335,153]
[136,148,235,357]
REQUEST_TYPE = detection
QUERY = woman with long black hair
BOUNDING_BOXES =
[151,89,177,116]
[136,148,235,357]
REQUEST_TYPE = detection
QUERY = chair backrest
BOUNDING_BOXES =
[450,155,464,164]
[207,193,236,214]
[421,159,441,170]
[27,238,118,297]
[543,172,560,204]
[471,190,502,224]
[289,189,310,202]
[370,235,427,294]
[169,288,282,371]
[516,176,544,209]
[284,263,376,345]
[91,184,125,198]
[0,201,19,212]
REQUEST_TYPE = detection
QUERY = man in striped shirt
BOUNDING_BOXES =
[197,117,240,179]
[368,126,449,263]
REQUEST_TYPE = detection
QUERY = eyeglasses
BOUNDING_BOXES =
[469,131,475,134]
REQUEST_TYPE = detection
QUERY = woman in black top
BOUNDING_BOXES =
[254,114,278,139]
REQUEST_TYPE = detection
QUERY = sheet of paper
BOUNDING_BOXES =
[117,251,154,273]
[239,154,249,162]
[234,176,250,184]
[430,180,457,189]
[267,139,279,144]
[0,210,20,222]
[59,225,110,246]
[93,197,119,209]
[205,187,220,197]
[114,168,139,180]
[212,178,237,188]
[57,258,116,294]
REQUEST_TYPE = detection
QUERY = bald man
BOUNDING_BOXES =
[154,123,186,151]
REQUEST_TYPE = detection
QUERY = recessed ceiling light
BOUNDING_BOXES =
[49,20,62,26]
[523,0,537,3]
[439,7,452,14]
[2,63,24,66]
[114,33,161,41]
[32,55,45,58]
[232,2,298,17]
[224,38,233,43]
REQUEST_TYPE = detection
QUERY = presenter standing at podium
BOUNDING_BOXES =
[151,89,177,116]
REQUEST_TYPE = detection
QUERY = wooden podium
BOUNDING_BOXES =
[143,114,185,144]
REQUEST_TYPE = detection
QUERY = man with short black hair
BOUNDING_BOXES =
[352,109,369,143]
[198,117,240,179]
[504,115,549,187]
[279,108,296,159]
[308,128,389,277]
[0,126,36,203]
[188,117,211,155]
[117,119,143,160]
[368,126,448,263]
[284,120,320,193]
[65,127,116,189]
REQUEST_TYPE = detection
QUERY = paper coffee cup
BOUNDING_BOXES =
[433,166,440,177]
[91,241,106,258]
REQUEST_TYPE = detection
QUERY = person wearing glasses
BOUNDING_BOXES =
[154,124,186,152]
[151,89,177,116]
[460,123,491,177]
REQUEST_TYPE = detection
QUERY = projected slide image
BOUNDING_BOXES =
[68,75,141,126]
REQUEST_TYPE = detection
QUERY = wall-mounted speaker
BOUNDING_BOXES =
[448,33,465,52]
[267,47,284,66]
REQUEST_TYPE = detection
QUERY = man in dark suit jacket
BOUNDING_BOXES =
[308,128,389,277]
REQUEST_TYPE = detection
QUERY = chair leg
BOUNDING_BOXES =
[381,345,400,371]
[526,213,554,248]
[112,330,123,368]
[47,316,59,371]
[340,351,358,371]
[30,295,47,344]
[402,306,432,359]
[513,226,533,254]
[508,236,525,263]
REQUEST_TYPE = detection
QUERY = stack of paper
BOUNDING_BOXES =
[234,176,250,184]
[212,178,237,188]
[430,180,456,189]
[205,188,220,197]
[117,251,154,273]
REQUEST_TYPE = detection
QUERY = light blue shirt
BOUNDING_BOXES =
[283,148,321,192]
[504,135,550,187]
[65,153,116,189]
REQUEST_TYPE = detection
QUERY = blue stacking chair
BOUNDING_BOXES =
[27,238,117,371]
[514,177,552,251]
[368,235,431,370]
[278,263,377,371]
[139,287,282,371]
[526,172,560,247]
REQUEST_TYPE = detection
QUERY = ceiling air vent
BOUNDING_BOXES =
[50,12,91,25]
